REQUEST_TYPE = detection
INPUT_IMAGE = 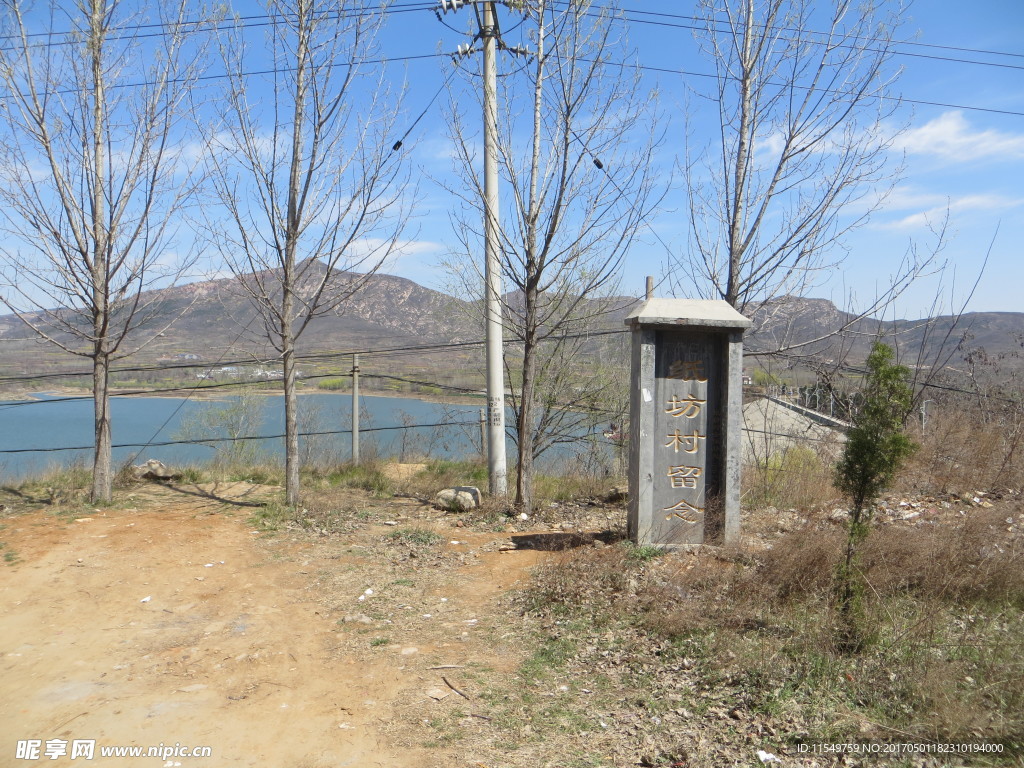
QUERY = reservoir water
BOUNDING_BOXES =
[0,392,493,481]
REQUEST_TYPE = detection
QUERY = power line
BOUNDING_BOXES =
[2,3,1018,120]
[550,2,1024,66]
[0,327,629,386]
[0,419,479,456]
[603,60,1024,120]
[13,2,1022,74]
[0,2,438,48]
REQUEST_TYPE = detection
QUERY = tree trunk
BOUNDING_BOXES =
[283,331,300,507]
[725,0,755,309]
[89,0,111,504]
[282,0,308,508]
[516,321,539,512]
[91,350,113,502]
[514,0,546,512]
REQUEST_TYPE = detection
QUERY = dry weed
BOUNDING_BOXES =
[742,444,840,513]
[904,406,1024,494]
[519,504,1024,750]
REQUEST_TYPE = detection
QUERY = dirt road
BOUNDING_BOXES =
[1,483,542,768]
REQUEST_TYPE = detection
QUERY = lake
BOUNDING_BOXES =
[0,392,494,481]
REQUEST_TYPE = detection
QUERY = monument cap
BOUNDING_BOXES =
[625,298,752,330]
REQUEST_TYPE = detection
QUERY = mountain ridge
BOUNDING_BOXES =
[0,269,1020,380]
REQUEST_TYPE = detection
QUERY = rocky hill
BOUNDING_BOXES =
[0,268,1020,381]
[747,295,1024,374]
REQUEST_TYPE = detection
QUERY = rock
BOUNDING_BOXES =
[135,458,181,481]
[341,614,374,624]
[453,486,481,505]
[434,488,478,512]
[604,486,627,503]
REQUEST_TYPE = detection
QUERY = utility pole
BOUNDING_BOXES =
[481,1,507,496]
[351,353,360,465]
[920,399,933,431]
[438,0,508,495]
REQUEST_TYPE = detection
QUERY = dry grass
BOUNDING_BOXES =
[520,504,1024,755]
[742,444,840,513]
[902,404,1024,495]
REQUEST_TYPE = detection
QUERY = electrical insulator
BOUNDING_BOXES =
[438,0,466,13]
[455,42,474,58]
[505,45,533,58]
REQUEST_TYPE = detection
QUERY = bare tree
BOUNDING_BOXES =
[444,0,661,511]
[676,0,926,327]
[206,0,409,506]
[0,0,207,501]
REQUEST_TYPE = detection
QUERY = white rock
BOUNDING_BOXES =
[434,488,478,512]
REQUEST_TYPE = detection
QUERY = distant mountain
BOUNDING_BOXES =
[0,270,1020,381]
[143,266,471,357]
[747,295,1024,374]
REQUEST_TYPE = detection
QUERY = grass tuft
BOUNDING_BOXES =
[519,505,1024,750]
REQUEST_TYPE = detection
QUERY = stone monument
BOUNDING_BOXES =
[625,299,751,548]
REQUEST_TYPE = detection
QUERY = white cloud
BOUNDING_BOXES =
[895,111,1024,162]
[876,192,1024,231]
[346,237,445,270]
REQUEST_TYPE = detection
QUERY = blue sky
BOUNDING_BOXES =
[374,1,1024,319]
[1,1,1020,322]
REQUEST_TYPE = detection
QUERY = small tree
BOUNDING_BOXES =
[207,0,410,506]
[833,340,916,649]
[0,0,208,502]
[176,389,267,469]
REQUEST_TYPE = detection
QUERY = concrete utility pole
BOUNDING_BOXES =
[483,1,507,493]
[351,353,360,465]
[438,0,508,495]
[481,1,507,496]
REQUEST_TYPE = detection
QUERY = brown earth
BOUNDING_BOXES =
[0,481,553,768]
[4,478,1019,768]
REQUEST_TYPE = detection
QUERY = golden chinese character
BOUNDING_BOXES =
[667,465,702,489]
[663,498,703,524]
[665,429,705,454]
[668,359,707,382]
[665,394,705,419]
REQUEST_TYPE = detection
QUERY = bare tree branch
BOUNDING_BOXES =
[204,0,411,506]
[0,0,209,501]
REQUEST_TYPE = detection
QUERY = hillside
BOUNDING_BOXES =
[747,296,1024,375]
[0,268,1020,386]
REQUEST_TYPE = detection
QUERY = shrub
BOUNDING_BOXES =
[833,341,917,651]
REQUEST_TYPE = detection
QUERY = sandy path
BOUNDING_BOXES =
[0,487,540,768]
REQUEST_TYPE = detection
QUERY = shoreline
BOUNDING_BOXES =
[2,385,488,408]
